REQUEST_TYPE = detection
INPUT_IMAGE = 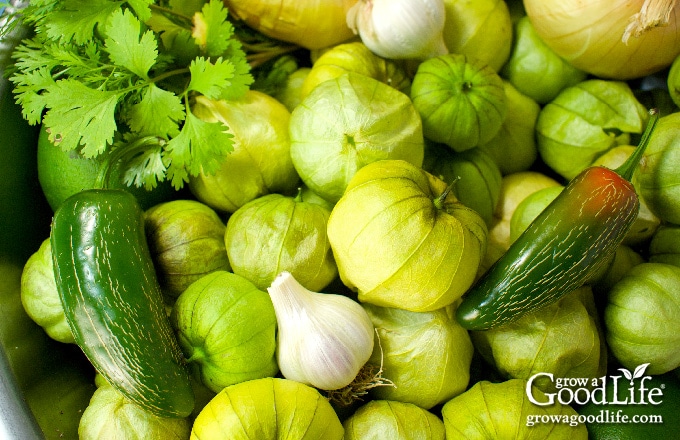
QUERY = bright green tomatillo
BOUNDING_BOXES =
[327,159,487,313]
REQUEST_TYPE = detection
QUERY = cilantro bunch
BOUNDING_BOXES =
[9,0,254,189]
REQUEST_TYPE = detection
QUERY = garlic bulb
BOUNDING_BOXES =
[267,271,375,390]
[346,0,448,60]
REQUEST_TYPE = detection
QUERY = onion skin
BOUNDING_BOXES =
[224,0,358,50]
[524,0,680,80]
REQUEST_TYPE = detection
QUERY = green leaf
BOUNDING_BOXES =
[193,0,234,57]
[219,53,253,100]
[187,56,236,99]
[126,84,185,138]
[45,0,123,45]
[10,67,56,125]
[146,12,189,50]
[104,8,158,79]
[126,0,153,22]
[163,109,234,189]
[41,80,122,157]
[122,146,167,189]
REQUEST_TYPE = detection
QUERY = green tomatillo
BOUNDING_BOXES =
[327,159,487,312]
[225,191,337,292]
[605,262,680,375]
[170,271,278,393]
[290,72,424,204]
[191,377,344,440]
[188,91,300,213]
[411,53,506,153]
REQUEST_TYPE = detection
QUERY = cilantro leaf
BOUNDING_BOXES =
[122,144,167,189]
[219,50,253,100]
[146,12,189,50]
[9,0,256,190]
[105,8,158,80]
[10,67,55,124]
[45,0,123,45]
[41,80,122,157]
[163,107,233,189]
[192,0,234,57]
[187,56,252,100]
[125,0,153,22]
[127,84,184,138]
[187,56,235,99]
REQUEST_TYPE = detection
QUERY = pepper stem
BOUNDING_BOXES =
[614,108,659,182]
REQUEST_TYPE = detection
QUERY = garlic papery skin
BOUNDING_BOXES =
[346,0,448,60]
[267,271,375,391]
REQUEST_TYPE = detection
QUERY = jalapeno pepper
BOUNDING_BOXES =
[456,109,660,331]
[51,189,195,418]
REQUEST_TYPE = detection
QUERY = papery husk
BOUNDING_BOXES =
[190,378,344,439]
[300,41,411,99]
[188,91,299,213]
[343,400,445,440]
[363,303,473,409]
[471,287,608,394]
[605,263,680,375]
[290,73,424,204]
[170,271,278,393]
[441,379,588,439]
[145,199,231,298]
[327,159,487,312]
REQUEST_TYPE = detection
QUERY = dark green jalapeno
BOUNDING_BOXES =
[50,189,194,418]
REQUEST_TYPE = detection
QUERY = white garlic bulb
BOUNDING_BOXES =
[267,271,375,391]
[346,0,449,60]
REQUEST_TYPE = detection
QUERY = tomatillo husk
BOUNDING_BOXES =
[170,271,278,393]
[225,192,337,292]
[536,79,648,180]
[300,41,411,99]
[424,143,502,227]
[191,377,344,439]
[343,400,445,440]
[634,112,680,224]
[188,91,299,213]
[441,379,588,439]
[327,159,487,312]
[605,262,680,375]
[363,303,473,409]
[411,53,507,152]
[442,0,513,72]
[145,199,231,298]
[290,73,424,204]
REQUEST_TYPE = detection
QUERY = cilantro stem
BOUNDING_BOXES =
[246,45,299,68]
[149,4,193,23]
[150,67,191,84]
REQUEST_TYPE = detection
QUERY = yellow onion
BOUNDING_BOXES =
[224,0,358,50]
[524,0,680,79]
